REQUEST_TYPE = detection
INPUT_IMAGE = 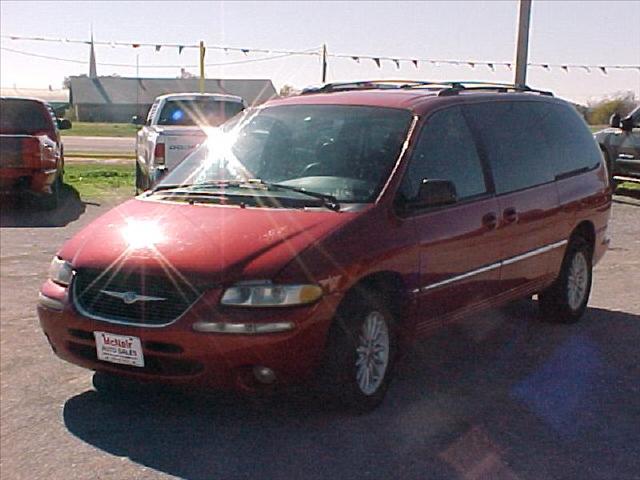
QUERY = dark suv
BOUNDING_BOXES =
[38,81,611,411]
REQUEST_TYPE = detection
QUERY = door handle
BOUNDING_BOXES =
[503,207,518,224]
[482,212,498,230]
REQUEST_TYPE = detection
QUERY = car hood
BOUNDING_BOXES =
[59,197,357,285]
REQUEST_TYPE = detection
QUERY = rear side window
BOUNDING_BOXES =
[463,100,601,194]
[399,106,487,201]
[535,103,603,178]
[463,101,556,194]
[0,99,50,135]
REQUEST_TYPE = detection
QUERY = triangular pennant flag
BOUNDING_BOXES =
[351,56,360,63]
[373,58,381,68]
[582,66,591,73]
[487,63,495,71]
[561,65,569,72]
[542,64,550,71]
[132,43,140,48]
[241,49,249,55]
[393,59,400,69]
[468,62,475,68]
[506,63,512,70]
[412,60,418,68]
[155,45,161,52]
[178,45,184,54]
[599,66,607,75]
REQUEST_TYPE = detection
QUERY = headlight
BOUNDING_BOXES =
[220,282,323,307]
[49,257,73,286]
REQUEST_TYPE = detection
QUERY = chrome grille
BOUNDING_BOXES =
[73,268,202,326]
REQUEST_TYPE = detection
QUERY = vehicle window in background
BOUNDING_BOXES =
[159,105,412,202]
[399,106,487,202]
[0,99,50,135]
[463,101,556,194]
[157,99,244,126]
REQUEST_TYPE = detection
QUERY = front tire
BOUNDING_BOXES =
[539,237,592,323]
[320,291,398,412]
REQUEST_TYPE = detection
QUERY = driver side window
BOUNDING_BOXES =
[399,106,487,203]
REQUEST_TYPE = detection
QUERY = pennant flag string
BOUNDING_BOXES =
[1,34,638,72]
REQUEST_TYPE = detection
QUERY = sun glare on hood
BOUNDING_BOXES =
[122,220,165,249]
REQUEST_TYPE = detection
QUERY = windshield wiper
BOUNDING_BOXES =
[151,180,241,193]
[258,181,341,212]
[151,179,340,211]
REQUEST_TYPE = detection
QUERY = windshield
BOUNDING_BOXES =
[157,99,244,126]
[157,104,412,203]
[0,98,50,135]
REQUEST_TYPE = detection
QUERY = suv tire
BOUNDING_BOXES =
[539,237,592,323]
[320,290,397,413]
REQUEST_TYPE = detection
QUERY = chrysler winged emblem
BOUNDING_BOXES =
[100,289,166,305]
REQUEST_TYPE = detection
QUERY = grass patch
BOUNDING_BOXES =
[65,151,136,159]
[61,122,139,138]
[617,181,640,192]
[589,124,608,133]
[64,163,135,198]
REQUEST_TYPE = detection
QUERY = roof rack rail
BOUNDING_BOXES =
[434,81,553,97]
[300,80,450,95]
[300,80,553,97]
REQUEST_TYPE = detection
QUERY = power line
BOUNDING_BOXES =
[0,46,316,69]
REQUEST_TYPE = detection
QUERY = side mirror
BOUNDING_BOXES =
[131,115,145,125]
[405,179,457,210]
[57,119,72,130]
[609,113,621,128]
[620,116,634,131]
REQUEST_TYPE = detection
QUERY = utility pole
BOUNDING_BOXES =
[136,54,140,117]
[514,0,532,87]
[321,44,327,84]
[199,41,206,94]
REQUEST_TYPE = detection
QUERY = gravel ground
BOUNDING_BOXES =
[1,192,638,480]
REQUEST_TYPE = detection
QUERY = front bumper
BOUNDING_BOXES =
[37,280,339,391]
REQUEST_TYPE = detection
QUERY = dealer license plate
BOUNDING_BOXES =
[94,331,145,367]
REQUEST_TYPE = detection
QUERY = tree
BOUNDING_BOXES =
[279,84,298,97]
[587,91,637,125]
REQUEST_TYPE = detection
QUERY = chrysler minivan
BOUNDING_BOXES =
[38,81,611,411]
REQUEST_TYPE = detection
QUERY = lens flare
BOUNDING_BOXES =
[122,220,165,249]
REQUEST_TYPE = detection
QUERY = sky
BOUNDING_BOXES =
[1,0,639,105]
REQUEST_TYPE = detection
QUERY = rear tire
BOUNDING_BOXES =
[135,161,143,195]
[539,237,592,323]
[40,174,61,210]
[601,148,618,191]
[319,290,398,413]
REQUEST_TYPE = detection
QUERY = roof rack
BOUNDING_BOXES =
[300,80,553,97]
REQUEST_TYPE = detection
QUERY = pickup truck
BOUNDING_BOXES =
[133,93,246,192]
[594,105,640,185]
[0,97,71,208]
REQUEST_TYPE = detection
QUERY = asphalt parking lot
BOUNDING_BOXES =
[1,190,638,480]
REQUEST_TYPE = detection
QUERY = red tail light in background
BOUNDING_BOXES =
[21,138,42,168]
[154,143,166,165]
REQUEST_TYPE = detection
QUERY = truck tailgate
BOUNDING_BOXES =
[163,132,207,170]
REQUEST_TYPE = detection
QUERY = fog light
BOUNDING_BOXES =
[253,366,276,385]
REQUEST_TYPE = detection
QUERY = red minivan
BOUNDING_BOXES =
[38,81,611,411]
